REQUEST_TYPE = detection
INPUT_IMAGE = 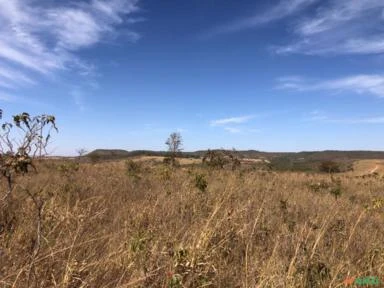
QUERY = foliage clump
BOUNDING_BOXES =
[125,160,142,180]
[319,161,341,173]
[0,112,57,197]
[194,173,208,192]
[202,149,241,170]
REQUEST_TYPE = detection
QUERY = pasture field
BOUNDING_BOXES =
[350,160,384,176]
[0,159,383,287]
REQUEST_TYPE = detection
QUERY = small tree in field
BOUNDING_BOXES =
[0,112,57,199]
[165,132,183,166]
[76,148,87,163]
[76,148,87,157]
[0,111,57,266]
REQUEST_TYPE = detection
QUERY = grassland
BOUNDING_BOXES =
[0,158,383,287]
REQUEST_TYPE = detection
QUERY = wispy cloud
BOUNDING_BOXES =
[0,0,141,97]
[224,127,242,134]
[210,115,261,134]
[305,110,328,121]
[275,0,384,55]
[223,127,261,134]
[210,115,254,126]
[0,92,18,102]
[70,88,87,112]
[277,74,384,97]
[202,0,318,37]
[305,111,384,124]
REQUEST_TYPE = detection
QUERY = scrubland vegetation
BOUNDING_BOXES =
[1,157,384,287]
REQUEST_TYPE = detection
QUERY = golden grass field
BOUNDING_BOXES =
[0,159,383,287]
[350,160,384,176]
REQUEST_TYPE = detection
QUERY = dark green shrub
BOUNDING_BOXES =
[202,149,241,170]
[194,174,208,192]
[319,161,341,173]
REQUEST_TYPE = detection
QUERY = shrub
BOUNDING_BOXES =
[0,112,57,198]
[319,161,341,173]
[202,149,241,170]
[163,156,180,167]
[194,174,208,192]
[125,160,142,180]
[88,153,101,164]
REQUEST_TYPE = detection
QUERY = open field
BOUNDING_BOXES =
[132,156,202,166]
[1,159,384,287]
[350,160,384,176]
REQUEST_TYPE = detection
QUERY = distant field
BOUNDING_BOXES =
[1,158,383,287]
[350,159,384,175]
[132,155,202,165]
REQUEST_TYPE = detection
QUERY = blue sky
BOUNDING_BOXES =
[1,0,384,155]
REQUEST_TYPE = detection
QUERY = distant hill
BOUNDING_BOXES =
[86,149,384,161]
[86,149,384,171]
[86,149,131,160]
[86,149,200,160]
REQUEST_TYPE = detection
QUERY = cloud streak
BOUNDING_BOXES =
[210,115,262,134]
[277,74,384,97]
[306,111,384,124]
[275,0,384,55]
[204,0,384,56]
[224,127,242,134]
[0,0,141,93]
[202,0,318,37]
[210,115,254,126]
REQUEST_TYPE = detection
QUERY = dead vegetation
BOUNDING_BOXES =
[0,158,383,287]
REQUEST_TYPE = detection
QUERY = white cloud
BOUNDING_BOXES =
[305,110,328,121]
[223,127,261,134]
[211,115,262,134]
[210,115,254,126]
[0,66,36,88]
[0,92,17,102]
[0,0,141,99]
[275,0,384,55]
[224,127,242,133]
[70,88,86,112]
[277,74,384,97]
[202,0,318,37]
[305,111,384,124]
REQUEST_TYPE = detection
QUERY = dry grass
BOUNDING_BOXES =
[0,159,383,288]
[132,156,202,165]
[350,160,384,176]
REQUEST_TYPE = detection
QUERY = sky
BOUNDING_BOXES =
[1,0,384,155]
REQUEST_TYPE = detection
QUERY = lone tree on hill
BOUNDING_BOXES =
[165,132,183,166]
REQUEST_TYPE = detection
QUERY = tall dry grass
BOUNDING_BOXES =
[0,160,383,287]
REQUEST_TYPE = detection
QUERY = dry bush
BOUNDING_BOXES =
[0,161,383,287]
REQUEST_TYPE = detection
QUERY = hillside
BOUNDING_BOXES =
[86,149,384,172]
[86,149,131,159]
